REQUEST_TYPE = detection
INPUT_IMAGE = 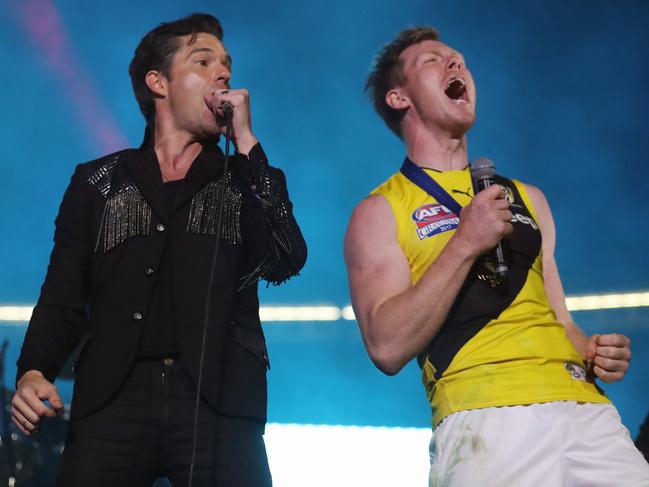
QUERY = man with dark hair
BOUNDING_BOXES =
[345,26,649,486]
[11,12,306,486]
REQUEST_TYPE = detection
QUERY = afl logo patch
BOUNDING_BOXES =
[503,186,515,205]
[412,203,459,240]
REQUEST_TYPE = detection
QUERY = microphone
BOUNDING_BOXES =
[222,101,234,117]
[471,157,508,278]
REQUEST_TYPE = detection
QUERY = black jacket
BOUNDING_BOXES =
[17,140,306,422]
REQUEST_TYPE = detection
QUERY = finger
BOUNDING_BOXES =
[209,90,233,112]
[593,354,629,373]
[20,387,56,419]
[501,222,514,237]
[495,185,509,200]
[478,184,505,200]
[12,416,31,435]
[11,397,41,424]
[11,394,42,424]
[593,365,624,383]
[498,209,513,222]
[596,333,630,348]
[215,89,245,104]
[25,417,40,433]
[216,89,232,105]
[43,389,65,413]
[12,408,40,434]
[491,199,511,211]
[20,417,39,434]
[596,345,631,361]
[584,334,599,362]
[219,88,248,97]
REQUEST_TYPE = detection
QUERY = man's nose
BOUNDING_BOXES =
[447,56,464,71]
[215,68,231,88]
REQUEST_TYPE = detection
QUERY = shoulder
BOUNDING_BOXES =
[518,182,551,217]
[499,177,551,221]
[75,148,138,178]
[346,171,404,248]
[72,149,138,196]
[371,171,407,199]
[515,181,557,247]
[349,194,394,227]
[345,194,397,257]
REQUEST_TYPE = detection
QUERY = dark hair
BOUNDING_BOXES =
[365,26,440,138]
[129,13,224,125]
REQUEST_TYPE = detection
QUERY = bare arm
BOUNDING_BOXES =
[344,184,512,375]
[525,184,631,383]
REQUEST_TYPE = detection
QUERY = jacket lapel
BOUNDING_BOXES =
[124,148,168,222]
[124,130,226,220]
[173,143,225,213]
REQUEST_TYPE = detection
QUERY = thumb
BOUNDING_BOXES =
[49,391,63,412]
[38,384,64,413]
[47,388,65,413]
[585,334,599,362]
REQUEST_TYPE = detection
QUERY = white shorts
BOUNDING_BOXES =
[429,401,649,487]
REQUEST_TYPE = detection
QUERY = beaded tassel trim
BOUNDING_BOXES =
[87,154,120,197]
[101,185,152,252]
[88,155,152,253]
[88,154,242,252]
[239,254,273,290]
[186,177,242,245]
[257,164,294,257]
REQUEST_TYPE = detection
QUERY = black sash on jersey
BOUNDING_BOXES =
[400,157,463,215]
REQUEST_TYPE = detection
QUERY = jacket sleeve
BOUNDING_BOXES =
[236,143,307,288]
[16,164,93,383]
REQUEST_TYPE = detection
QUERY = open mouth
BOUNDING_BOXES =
[444,77,469,104]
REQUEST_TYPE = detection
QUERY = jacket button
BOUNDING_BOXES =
[145,267,155,275]
[156,224,165,232]
[133,312,143,321]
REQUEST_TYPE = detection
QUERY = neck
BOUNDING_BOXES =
[403,124,469,171]
[153,123,203,181]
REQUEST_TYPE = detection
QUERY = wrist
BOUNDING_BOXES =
[447,233,480,263]
[234,132,258,156]
[18,369,44,385]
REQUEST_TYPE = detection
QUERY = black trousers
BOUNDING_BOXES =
[56,357,272,487]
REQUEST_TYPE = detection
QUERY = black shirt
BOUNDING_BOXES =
[136,179,183,358]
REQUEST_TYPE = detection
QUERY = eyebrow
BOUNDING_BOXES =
[418,49,464,60]
[186,47,214,59]
[415,50,465,68]
[186,47,232,67]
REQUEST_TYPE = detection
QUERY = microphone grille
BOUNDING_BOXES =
[222,101,234,114]
[471,157,495,180]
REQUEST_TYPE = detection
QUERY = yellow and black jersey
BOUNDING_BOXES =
[371,165,609,426]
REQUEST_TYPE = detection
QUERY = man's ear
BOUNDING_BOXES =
[385,88,409,110]
[145,70,167,98]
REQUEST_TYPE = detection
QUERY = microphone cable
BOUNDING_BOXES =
[188,104,233,487]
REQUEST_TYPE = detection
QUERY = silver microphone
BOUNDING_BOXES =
[471,157,508,278]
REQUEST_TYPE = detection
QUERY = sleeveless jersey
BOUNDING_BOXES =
[371,166,609,425]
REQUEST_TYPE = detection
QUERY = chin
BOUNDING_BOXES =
[199,132,221,144]
[448,115,475,138]
[201,120,223,137]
